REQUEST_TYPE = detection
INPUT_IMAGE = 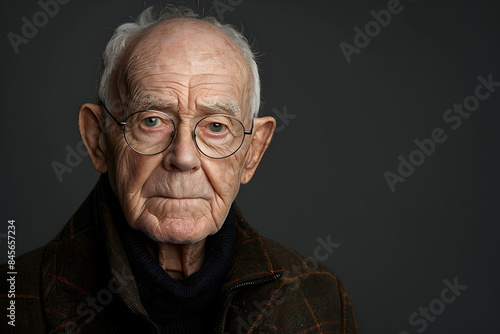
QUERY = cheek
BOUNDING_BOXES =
[202,155,245,202]
[107,136,161,200]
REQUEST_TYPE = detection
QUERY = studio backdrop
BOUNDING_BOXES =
[1,0,499,333]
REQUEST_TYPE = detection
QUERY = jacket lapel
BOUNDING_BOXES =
[218,204,285,333]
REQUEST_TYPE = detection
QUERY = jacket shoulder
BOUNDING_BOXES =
[263,236,340,280]
[0,188,101,333]
[260,237,360,333]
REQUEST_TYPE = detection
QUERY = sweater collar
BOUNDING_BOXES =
[116,203,236,298]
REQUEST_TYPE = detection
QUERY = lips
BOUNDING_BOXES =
[154,193,208,200]
[145,176,212,200]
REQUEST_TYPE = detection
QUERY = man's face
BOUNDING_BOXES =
[102,19,253,244]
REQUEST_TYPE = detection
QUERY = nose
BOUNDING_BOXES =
[162,123,201,171]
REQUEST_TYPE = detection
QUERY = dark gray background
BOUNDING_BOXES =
[1,0,499,333]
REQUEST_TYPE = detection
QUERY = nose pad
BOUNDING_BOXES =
[192,129,197,146]
[161,129,177,153]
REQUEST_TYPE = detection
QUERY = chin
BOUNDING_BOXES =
[137,216,217,244]
[127,197,222,244]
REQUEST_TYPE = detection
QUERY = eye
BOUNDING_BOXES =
[143,117,160,127]
[209,122,226,132]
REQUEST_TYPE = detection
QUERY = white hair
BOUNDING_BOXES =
[97,5,261,119]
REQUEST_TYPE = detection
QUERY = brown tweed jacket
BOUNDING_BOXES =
[0,177,359,333]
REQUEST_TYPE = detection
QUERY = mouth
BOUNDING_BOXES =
[157,195,203,200]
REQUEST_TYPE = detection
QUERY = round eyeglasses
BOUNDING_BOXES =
[102,104,253,159]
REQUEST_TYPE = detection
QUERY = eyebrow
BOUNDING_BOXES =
[131,95,240,116]
[197,100,240,115]
[132,95,179,112]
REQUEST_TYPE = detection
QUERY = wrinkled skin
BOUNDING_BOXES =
[79,18,275,278]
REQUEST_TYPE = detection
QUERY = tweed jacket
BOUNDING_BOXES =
[0,177,359,333]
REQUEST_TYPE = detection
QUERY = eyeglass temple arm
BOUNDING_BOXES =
[244,117,254,135]
[100,102,126,126]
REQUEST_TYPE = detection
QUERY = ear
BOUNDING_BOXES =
[240,116,276,184]
[78,103,108,174]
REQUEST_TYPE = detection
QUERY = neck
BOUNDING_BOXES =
[154,239,207,279]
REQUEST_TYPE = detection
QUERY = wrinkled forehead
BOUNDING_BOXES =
[114,18,251,112]
[134,19,243,60]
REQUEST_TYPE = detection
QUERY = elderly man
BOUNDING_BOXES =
[1,5,358,334]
